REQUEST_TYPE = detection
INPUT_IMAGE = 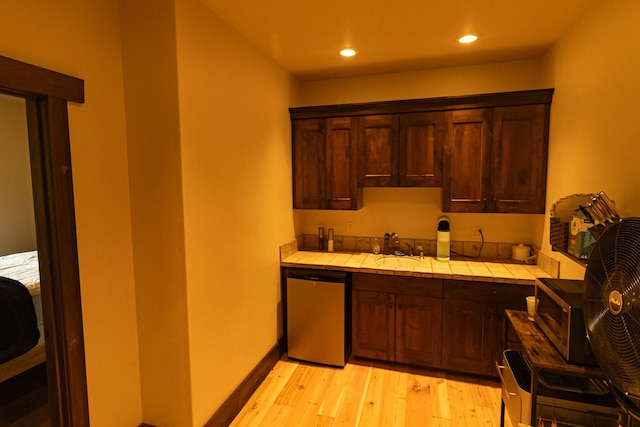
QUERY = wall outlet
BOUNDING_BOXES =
[346,221,354,233]
[469,226,483,241]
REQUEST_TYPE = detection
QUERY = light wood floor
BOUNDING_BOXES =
[231,356,514,427]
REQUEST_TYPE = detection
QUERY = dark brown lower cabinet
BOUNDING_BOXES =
[442,298,494,375]
[442,280,533,376]
[352,273,532,377]
[395,294,442,367]
[352,274,443,368]
[351,290,395,360]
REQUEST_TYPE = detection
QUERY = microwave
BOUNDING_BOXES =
[534,277,597,366]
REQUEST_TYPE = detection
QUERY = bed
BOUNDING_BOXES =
[0,250,45,382]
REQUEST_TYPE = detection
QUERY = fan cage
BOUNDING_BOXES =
[584,218,640,410]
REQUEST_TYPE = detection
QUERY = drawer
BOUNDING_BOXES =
[353,273,442,297]
[444,280,533,305]
[352,273,393,292]
[397,276,442,298]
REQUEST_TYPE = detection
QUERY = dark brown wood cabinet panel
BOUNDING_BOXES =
[352,273,443,367]
[442,298,494,376]
[325,117,360,209]
[352,272,395,292]
[395,294,442,367]
[396,276,443,298]
[444,279,533,377]
[490,104,549,213]
[352,290,395,360]
[292,119,325,209]
[352,274,534,376]
[292,117,361,210]
[442,104,550,214]
[442,109,492,212]
[399,112,444,187]
[353,273,443,298]
[357,115,399,187]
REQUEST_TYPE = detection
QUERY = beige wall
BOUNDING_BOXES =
[0,94,36,255]
[539,0,640,279]
[119,0,193,425]
[0,1,142,426]
[120,0,297,425]
[294,59,549,248]
[175,1,295,424]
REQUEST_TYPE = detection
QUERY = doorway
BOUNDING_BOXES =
[0,55,88,426]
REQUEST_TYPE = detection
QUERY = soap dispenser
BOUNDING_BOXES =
[436,216,450,261]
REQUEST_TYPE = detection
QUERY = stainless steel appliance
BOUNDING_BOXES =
[286,268,350,367]
[534,277,597,365]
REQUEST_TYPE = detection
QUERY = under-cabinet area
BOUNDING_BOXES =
[290,89,553,213]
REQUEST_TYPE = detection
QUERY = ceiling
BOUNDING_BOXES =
[201,0,595,81]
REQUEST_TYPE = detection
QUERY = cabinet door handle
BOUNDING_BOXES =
[388,303,393,309]
[398,303,403,310]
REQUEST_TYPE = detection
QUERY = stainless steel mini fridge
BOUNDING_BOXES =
[286,268,349,367]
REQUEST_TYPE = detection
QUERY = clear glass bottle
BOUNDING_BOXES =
[372,238,380,254]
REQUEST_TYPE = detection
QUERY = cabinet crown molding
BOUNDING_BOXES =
[290,88,554,120]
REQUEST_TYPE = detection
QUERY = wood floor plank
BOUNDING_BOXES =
[317,362,359,418]
[358,367,402,427]
[229,359,298,427]
[281,365,335,426]
[231,357,505,427]
[404,373,433,427]
[332,364,372,427]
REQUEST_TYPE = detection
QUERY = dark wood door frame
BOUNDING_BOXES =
[0,54,88,426]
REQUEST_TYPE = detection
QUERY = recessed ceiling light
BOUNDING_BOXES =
[340,48,357,57]
[458,34,478,44]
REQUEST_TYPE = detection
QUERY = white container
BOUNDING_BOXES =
[512,244,531,262]
[526,296,538,321]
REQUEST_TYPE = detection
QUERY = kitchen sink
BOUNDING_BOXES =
[375,256,422,267]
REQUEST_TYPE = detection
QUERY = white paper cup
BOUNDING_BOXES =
[526,296,538,320]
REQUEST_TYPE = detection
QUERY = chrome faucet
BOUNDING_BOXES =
[405,243,415,256]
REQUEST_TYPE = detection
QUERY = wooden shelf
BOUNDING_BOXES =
[505,310,603,378]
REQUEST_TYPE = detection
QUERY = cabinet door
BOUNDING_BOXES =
[357,115,399,187]
[325,117,361,209]
[352,290,395,360]
[442,109,492,212]
[292,119,325,209]
[490,104,549,213]
[442,298,494,375]
[399,112,444,187]
[395,294,442,367]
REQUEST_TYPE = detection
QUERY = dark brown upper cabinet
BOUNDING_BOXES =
[357,114,398,186]
[292,117,362,210]
[290,88,552,213]
[442,103,549,213]
[357,112,443,187]
[442,108,492,213]
[399,112,444,187]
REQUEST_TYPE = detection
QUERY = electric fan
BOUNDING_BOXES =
[583,216,640,427]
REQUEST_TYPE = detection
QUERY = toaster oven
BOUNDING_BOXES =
[534,277,597,366]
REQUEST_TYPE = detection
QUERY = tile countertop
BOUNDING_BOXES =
[280,251,552,285]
